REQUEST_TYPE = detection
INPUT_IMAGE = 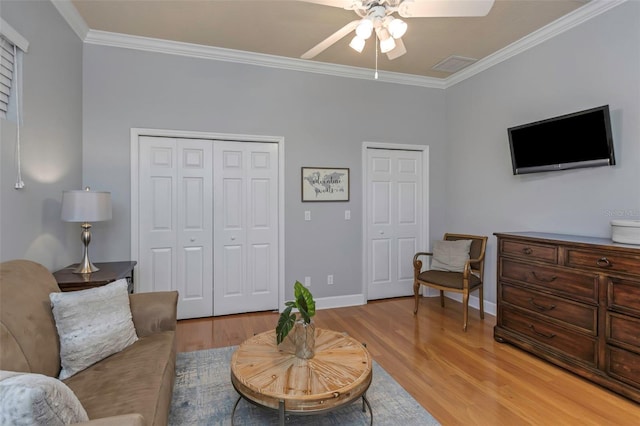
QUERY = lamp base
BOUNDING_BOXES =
[73,261,100,274]
[73,223,100,274]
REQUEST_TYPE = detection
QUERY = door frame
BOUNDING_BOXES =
[131,128,286,309]
[361,142,429,300]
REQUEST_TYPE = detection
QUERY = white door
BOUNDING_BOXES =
[366,148,423,300]
[138,137,214,319]
[213,141,279,315]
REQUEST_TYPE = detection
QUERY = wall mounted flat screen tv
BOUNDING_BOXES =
[508,105,615,175]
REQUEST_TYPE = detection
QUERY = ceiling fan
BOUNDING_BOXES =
[300,0,495,61]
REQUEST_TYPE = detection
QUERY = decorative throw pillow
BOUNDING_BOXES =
[430,239,473,273]
[0,370,89,425]
[50,279,138,380]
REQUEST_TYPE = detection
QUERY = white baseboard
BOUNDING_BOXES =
[421,288,496,317]
[315,294,366,310]
[313,291,496,317]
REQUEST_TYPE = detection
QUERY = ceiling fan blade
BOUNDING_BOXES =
[398,0,495,18]
[386,38,407,60]
[296,0,363,11]
[301,20,360,59]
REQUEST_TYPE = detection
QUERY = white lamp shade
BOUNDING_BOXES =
[61,190,112,222]
[380,36,396,53]
[355,19,373,39]
[388,18,407,39]
[349,35,365,53]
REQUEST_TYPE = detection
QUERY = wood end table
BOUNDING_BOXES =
[52,261,137,293]
[230,328,373,425]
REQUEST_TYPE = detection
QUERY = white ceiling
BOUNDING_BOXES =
[68,0,595,81]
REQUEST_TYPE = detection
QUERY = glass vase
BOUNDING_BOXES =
[293,320,315,359]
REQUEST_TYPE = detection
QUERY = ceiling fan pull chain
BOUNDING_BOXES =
[374,36,379,80]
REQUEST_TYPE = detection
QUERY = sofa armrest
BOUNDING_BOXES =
[74,414,144,426]
[129,291,178,337]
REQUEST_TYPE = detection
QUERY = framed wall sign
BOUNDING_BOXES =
[301,167,349,202]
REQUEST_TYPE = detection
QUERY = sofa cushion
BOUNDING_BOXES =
[50,280,138,380]
[64,331,176,426]
[430,239,472,272]
[0,370,89,425]
[0,260,61,376]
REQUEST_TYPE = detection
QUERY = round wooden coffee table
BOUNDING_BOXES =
[230,328,373,425]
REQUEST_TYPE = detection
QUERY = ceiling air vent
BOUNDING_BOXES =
[432,56,478,73]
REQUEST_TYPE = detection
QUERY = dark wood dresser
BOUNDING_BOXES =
[494,232,640,403]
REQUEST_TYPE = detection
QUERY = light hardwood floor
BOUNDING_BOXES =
[176,296,640,425]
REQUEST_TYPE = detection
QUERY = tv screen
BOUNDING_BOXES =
[508,105,615,175]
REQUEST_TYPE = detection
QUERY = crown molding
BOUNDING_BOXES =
[83,30,446,89]
[51,0,89,40]
[443,0,628,88]
[55,0,625,90]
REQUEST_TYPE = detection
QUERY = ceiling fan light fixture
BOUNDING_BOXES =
[349,35,365,53]
[355,19,373,39]
[388,18,407,39]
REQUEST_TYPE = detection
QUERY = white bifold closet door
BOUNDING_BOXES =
[213,141,279,316]
[138,137,213,319]
[137,137,278,319]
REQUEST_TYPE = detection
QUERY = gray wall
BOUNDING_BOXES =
[82,47,447,299]
[445,1,640,305]
[2,0,637,307]
[0,0,83,270]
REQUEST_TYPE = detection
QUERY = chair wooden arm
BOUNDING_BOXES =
[462,260,471,279]
[413,252,433,272]
[463,255,485,278]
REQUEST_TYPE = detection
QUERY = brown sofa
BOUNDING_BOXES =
[0,260,178,426]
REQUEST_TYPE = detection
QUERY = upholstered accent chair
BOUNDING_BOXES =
[413,233,488,331]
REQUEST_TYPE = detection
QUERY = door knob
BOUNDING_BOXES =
[190,237,196,242]
[231,236,236,241]
[379,231,384,235]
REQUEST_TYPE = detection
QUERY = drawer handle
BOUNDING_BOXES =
[528,298,556,312]
[596,257,611,268]
[530,271,557,283]
[528,324,556,339]
[522,247,533,255]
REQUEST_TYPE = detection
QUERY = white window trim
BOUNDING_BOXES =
[0,19,29,53]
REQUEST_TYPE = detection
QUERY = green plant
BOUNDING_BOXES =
[276,281,316,344]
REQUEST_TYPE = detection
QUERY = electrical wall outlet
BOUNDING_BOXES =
[345,210,351,220]
[304,211,311,221]
[304,276,311,287]
[327,275,334,285]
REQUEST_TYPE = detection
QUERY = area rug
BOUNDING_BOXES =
[169,346,440,425]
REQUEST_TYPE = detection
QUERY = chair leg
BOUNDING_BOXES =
[439,290,445,307]
[479,286,485,320]
[462,292,469,332]
[413,282,420,314]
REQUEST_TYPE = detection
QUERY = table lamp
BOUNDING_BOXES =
[61,187,112,273]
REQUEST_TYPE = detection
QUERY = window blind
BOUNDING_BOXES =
[0,36,14,117]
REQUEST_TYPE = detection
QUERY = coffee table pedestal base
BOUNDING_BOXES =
[230,393,373,426]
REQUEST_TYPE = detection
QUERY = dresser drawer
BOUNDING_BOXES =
[607,313,640,349]
[501,284,597,334]
[607,346,640,388]
[566,249,640,276]
[608,278,640,316]
[501,307,597,366]
[500,239,558,264]
[500,258,598,302]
